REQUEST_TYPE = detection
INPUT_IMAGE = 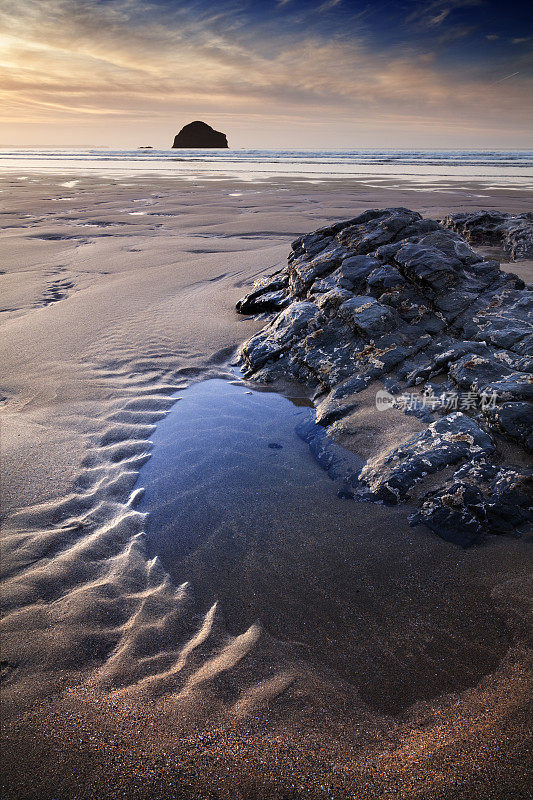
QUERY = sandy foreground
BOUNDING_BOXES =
[1,173,532,799]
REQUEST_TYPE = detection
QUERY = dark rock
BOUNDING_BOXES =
[394,243,460,292]
[337,208,422,254]
[236,273,289,314]
[296,418,364,481]
[448,353,533,401]
[242,301,321,371]
[358,413,494,504]
[236,208,533,544]
[442,210,533,260]
[236,289,290,314]
[315,394,358,426]
[172,121,228,148]
[410,460,533,545]
[485,402,533,450]
[338,295,398,338]
[366,264,406,293]
[458,287,531,352]
[288,245,346,295]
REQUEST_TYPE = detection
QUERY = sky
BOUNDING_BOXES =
[0,0,532,149]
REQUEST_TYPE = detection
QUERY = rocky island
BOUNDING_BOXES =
[172,120,228,148]
[237,208,533,546]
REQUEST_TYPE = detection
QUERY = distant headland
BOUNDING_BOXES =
[172,121,228,149]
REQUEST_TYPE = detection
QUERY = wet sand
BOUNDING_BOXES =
[1,172,532,799]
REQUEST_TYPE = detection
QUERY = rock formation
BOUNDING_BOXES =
[172,121,228,148]
[442,210,533,261]
[236,208,533,546]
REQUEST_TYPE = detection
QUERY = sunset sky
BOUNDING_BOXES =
[0,0,531,149]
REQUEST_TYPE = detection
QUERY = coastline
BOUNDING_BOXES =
[1,171,532,799]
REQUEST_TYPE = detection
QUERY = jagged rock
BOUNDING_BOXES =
[410,460,533,546]
[242,301,321,371]
[448,352,533,402]
[442,211,533,260]
[236,273,289,314]
[484,402,533,450]
[172,121,228,148]
[338,295,398,338]
[358,413,494,504]
[236,208,533,544]
[459,287,530,353]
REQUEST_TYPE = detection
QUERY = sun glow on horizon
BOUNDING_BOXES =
[0,0,531,149]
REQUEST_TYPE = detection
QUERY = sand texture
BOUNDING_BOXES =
[1,173,532,799]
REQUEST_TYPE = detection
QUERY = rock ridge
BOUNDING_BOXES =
[442,210,533,261]
[236,208,533,545]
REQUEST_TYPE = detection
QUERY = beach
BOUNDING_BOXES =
[1,163,532,799]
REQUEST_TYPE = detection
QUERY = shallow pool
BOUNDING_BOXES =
[137,378,343,569]
[134,377,512,714]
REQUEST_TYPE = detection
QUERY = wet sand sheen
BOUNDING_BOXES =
[136,378,512,715]
[1,173,532,799]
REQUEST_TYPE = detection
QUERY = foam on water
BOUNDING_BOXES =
[1,148,532,187]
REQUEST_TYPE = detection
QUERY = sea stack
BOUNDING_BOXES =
[172,121,228,148]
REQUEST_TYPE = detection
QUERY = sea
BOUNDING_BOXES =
[0,148,532,188]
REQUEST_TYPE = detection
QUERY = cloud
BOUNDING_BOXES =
[428,9,451,26]
[491,71,520,83]
[318,0,343,12]
[0,0,531,145]
[406,0,482,30]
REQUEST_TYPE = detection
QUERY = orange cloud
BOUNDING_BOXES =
[0,0,531,147]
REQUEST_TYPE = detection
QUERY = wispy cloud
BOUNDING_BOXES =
[0,0,531,147]
[428,8,451,26]
[318,0,343,12]
[491,71,520,83]
[406,0,482,30]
